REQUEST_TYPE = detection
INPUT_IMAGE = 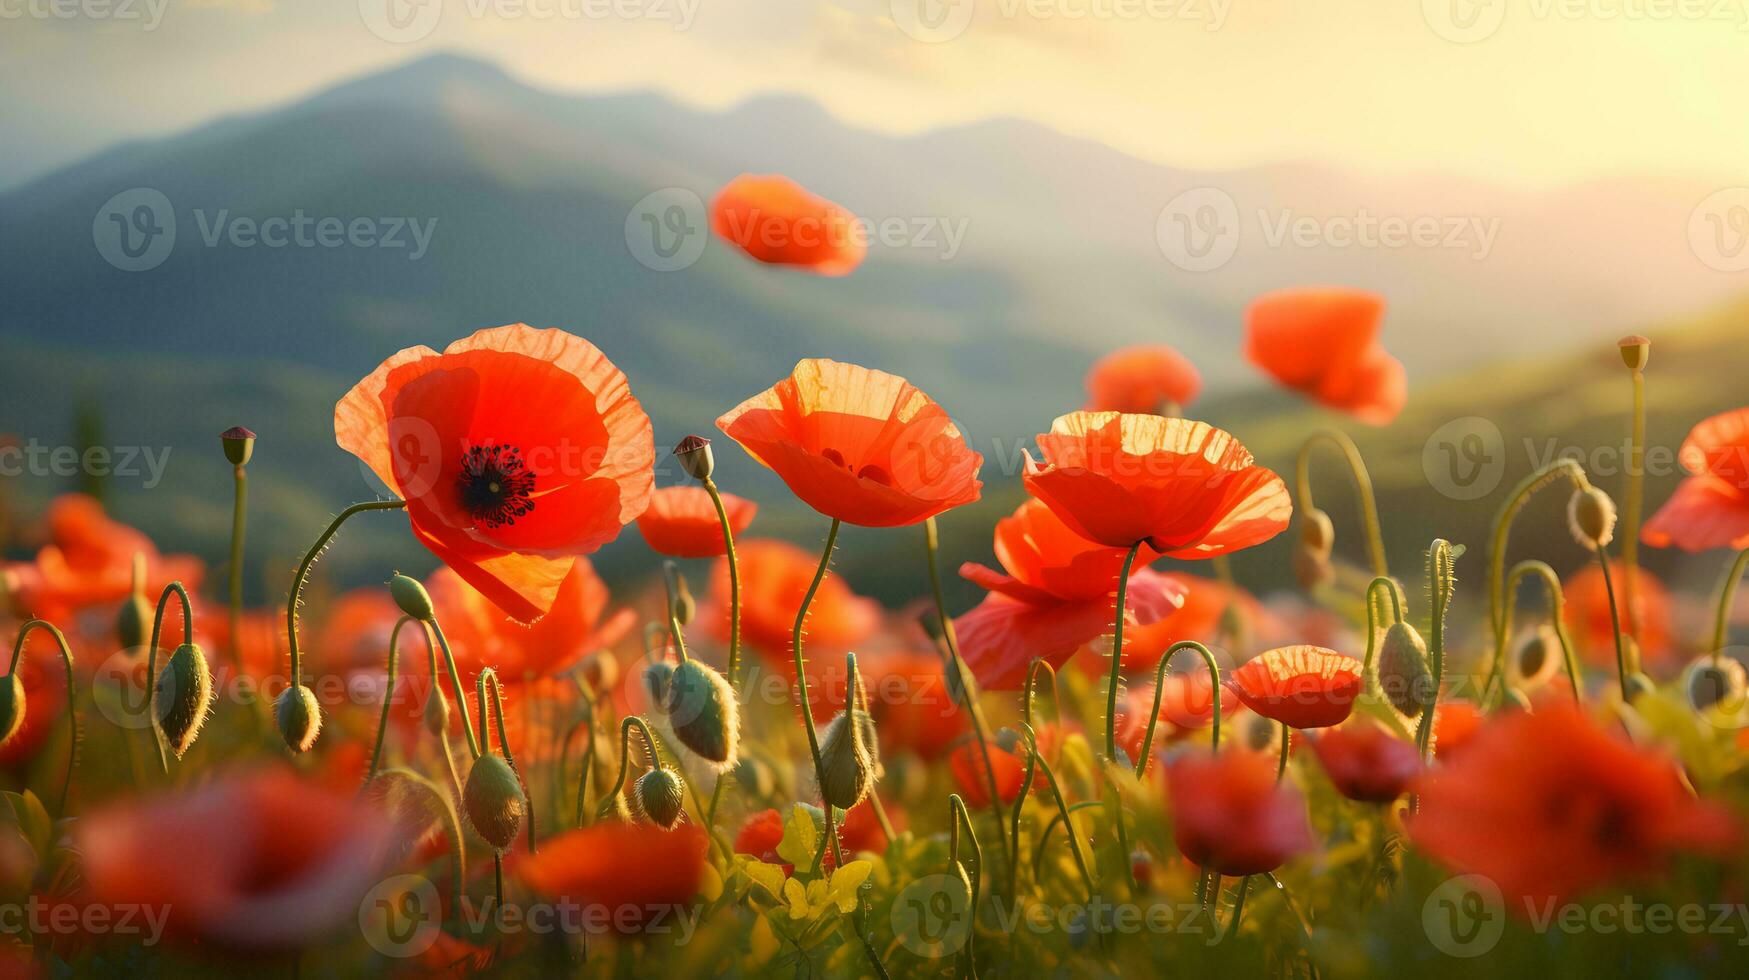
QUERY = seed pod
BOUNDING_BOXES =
[817,709,876,810]
[155,643,214,759]
[117,592,152,651]
[275,684,323,754]
[388,573,435,621]
[1567,487,1618,548]
[665,659,739,771]
[1685,656,1748,713]
[464,753,526,852]
[1377,622,1434,718]
[1618,334,1651,372]
[634,767,686,829]
[643,661,676,712]
[220,425,257,467]
[1508,625,1561,689]
[0,674,25,748]
[672,435,714,481]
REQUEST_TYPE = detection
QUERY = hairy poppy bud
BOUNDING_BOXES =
[1618,335,1651,373]
[1377,622,1434,718]
[1685,656,1747,713]
[388,573,434,621]
[275,684,323,754]
[673,435,714,482]
[1300,508,1335,554]
[672,575,696,627]
[733,755,774,800]
[0,674,25,748]
[220,425,256,467]
[1292,543,1334,592]
[1568,487,1618,549]
[635,767,686,829]
[423,687,451,738]
[643,661,675,712]
[817,709,877,810]
[665,659,739,771]
[1508,625,1561,689]
[464,753,526,852]
[117,593,152,652]
[155,643,214,758]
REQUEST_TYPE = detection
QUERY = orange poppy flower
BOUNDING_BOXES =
[717,360,982,527]
[520,822,707,932]
[947,727,1058,809]
[710,174,866,276]
[636,486,757,558]
[861,649,963,760]
[1225,645,1363,729]
[74,768,391,949]
[1244,287,1405,425]
[955,499,1186,689]
[1,494,204,617]
[707,538,879,678]
[1022,413,1290,555]
[1084,344,1202,415]
[1308,719,1420,803]
[1411,698,1737,906]
[1168,750,1314,876]
[1562,560,1673,668]
[1110,573,1263,673]
[336,324,654,622]
[429,559,635,686]
[1642,408,1749,551]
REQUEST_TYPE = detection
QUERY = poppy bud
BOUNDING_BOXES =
[1567,487,1618,549]
[220,425,256,467]
[1618,335,1651,373]
[673,435,714,482]
[817,709,877,810]
[423,687,451,738]
[1300,508,1335,554]
[1684,656,1747,713]
[1235,710,1281,754]
[155,643,214,759]
[117,591,152,652]
[634,767,686,829]
[0,674,25,749]
[388,573,434,621]
[1508,625,1561,689]
[1623,672,1656,703]
[665,659,739,771]
[1377,622,1434,718]
[274,684,323,754]
[464,753,526,852]
[1291,543,1334,592]
[580,652,619,695]
[643,661,675,712]
[733,755,774,800]
[664,563,696,627]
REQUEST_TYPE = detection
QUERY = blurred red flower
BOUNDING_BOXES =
[1244,287,1405,425]
[635,486,756,558]
[1411,698,1738,906]
[1225,645,1363,730]
[706,538,878,683]
[1168,751,1314,876]
[1,494,203,617]
[1431,701,1483,761]
[717,359,982,527]
[336,324,654,622]
[1111,573,1262,673]
[1083,344,1202,415]
[1562,560,1673,668]
[520,822,707,932]
[1642,407,1749,551]
[710,174,866,276]
[860,649,963,760]
[1308,719,1420,803]
[429,558,634,686]
[1022,413,1290,555]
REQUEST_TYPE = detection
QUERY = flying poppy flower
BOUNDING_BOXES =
[1431,701,1482,761]
[1308,719,1420,803]
[860,649,963,760]
[955,499,1186,690]
[1562,560,1673,668]
[1411,698,1738,906]
[1642,408,1749,551]
[74,768,392,949]
[636,486,757,558]
[1225,646,1363,730]
[707,538,879,679]
[520,822,707,932]
[1022,413,1290,556]
[1168,750,1314,876]
[710,174,866,276]
[1,494,203,617]
[1244,287,1405,425]
[717,359,982,528]
[1084,344,1202,415]
[335,324,654,622]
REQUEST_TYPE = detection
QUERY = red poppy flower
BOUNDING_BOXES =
[1116,669,1219,758]
[519,822,707,932]
[1,494,204,617]
[1022,413,1290,555]
[1110,572,1263,673]
[336,324,654,622]
[948,728,1057,809]
[707,538,879,678]
[1225,645,1363,729]
[74,768,392,949]
[1244,287,1405,425]
[861,649,963,760]
[1431,701,1483,761]
[955,499,1186,690]
[1308,719,1420,803]
[710,174,866,276]
[734,808,786,865]
[1084,345,1202,415]
[717,359,982,527]
[429,558,634,686]
[1562,560,1673,668]
[1168,751,1314,876]
[1411,698,1737,906]
[636,486,757,558]
[1642,408,1749,551]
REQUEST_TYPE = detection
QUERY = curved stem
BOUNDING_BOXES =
[1007,736,1037,900]
[1361,576,1406,678]
[1595,546,1631,700]
[421,623,463,797]
[286,499,406,686]
[1105,542,1144,763]
[660,562,691,664]
[1228,876,1253,939]
[228,464,248,671]
[1484,460,1590,691]
[1295,429,1388,577]
[1031,800,1103,883]
[1709,548,1749,664]
[792,519,840,856]
[144,582,194,772]
[10,620,78,812]
[477,667,535,852]
[1411,541,1456,814]
[1134,640,1223,778]
[1023,660,1058,732]
[366,616,426,785]
[598,715,661,818]
[1020,723,1095,901]
[1496,560,1582,703]
[427,616,481,760]
[947,794,982,978]
[702,478,741,679]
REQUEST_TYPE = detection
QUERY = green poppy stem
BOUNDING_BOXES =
[286,499,407,687]
[1709,548,1749,665]
[476,667,534,853]
[1295,429,1389,577]
[365,616,427,785]
[427,615,481,760]
[1594,545,1631,701]
[700,477,743,850]
[144,581,194,772]
[792,519,843,868]
[227,463,248,671]
[9,620,77,813]
[1496,560,1582,703]
[1622,359,1646,637]
[1411,540,1456,815]
[1133,640,1222,777]
[1483,460,1590,702]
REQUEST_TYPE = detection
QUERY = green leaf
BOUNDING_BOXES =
[775,804,819,870]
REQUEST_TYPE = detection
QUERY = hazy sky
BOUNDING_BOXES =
[4,0,1747,188]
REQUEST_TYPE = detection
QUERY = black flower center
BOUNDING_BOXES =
[457,444,536,529]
